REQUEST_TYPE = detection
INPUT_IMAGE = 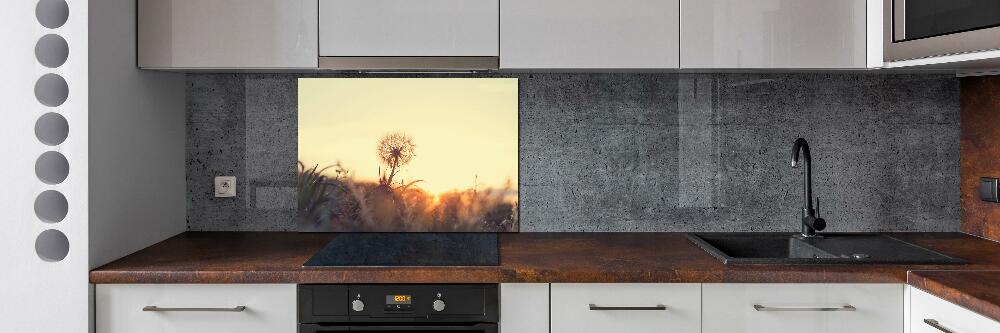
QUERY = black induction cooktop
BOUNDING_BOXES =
[303,233,500,267]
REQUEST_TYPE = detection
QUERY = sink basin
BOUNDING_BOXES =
[687,233,966,265]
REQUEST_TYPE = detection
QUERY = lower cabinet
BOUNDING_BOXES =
[500,283,549,333]
[550,283,702,333]
[910,286,1000,333]
[96,284,297,333]
[97,282,997,333]
[702,283,904,333]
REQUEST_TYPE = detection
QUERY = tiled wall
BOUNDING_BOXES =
[186,73,960,232]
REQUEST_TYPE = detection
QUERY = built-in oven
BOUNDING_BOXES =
[298,284,498,333]
[885,0,1000,61]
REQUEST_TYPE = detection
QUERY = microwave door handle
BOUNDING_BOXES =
[893,0,906,41]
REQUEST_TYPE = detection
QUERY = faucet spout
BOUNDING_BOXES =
[791,138,825,237]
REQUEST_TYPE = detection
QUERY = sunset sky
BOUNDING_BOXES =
[298,78,519,196]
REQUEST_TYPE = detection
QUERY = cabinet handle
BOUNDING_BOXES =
[142,306,247,312]
[753,304,856,312]
[589,304,667,311]
[923,319,955,333]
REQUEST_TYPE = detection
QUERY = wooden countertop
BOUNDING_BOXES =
[89,232,1000,321]
[91,232,1000,284]
[908,270,1000,322]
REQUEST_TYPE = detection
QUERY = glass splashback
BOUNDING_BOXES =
[297,78,519,232]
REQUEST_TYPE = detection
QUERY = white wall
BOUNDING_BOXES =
[88,0,186,269]
[0,0,90,331]
[0,0,184,331]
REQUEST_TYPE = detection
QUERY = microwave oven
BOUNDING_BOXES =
[884,0,1000,62]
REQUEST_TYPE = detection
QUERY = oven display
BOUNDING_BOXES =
[385,295,414,311]
[386,295,412,304]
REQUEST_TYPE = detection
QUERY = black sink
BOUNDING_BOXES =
[687,233,966,265]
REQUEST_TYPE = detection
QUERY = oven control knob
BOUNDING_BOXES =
[432,299,446,312]
[351,299,365,312]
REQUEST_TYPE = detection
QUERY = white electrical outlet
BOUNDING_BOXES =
[214,176,236,198]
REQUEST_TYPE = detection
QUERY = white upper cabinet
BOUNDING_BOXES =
[500,0,680,69]
[132,0,882,70]
[138,0,319,69]
[319,0,500,57]
[680,0,869,69]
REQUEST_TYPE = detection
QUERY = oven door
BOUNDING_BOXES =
[300,323,498,333]
[885,0,1000,61]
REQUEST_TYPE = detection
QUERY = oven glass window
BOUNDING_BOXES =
[904,0,1000,40]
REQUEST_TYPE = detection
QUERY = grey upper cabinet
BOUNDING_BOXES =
[319,0,500,57]
[138,0,318,69]
[680,0,868,69]
[132,0,877,70]
[501,0,680,69]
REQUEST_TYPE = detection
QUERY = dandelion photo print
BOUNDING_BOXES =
[297,78,519,232]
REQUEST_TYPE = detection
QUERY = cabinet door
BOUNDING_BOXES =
[551,283,701,333]
[319,0,499,57]
[500,284,548,333]
[910,287,1000,333]
[680,0,867,68]
[501,0,680,69]
[138,0,318,69]
[96,284,297,333]
[702,283,903,333]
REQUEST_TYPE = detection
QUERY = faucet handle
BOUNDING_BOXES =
[815,196,820,218]
[811,216,827,231]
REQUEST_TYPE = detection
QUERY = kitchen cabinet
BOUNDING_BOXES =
[96,284,297,333]
[550,283,701,333]
[92,282,1000,333]
[500,284,549,333]
[130,0,885,70]
[319,0,499,57]
[680,0,869,68]
[909,286,1000,333]
[702,283,904,333]
[500,0,680,69]
[137,0,318,69]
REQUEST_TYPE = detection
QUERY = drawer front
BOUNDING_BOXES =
[96,284,297,333]
[910,287,1000,333]
[551,283,701,333]
[703,283,903,333]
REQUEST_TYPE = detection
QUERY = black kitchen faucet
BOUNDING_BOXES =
[791,138,826,238]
